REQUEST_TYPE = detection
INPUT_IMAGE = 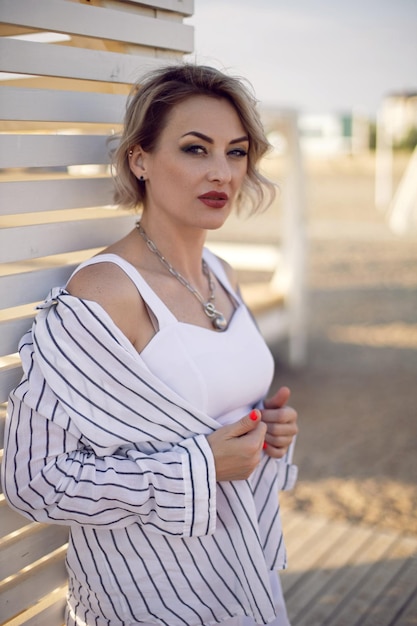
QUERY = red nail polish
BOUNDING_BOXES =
[263,442,267,449]
[249,410,258,421]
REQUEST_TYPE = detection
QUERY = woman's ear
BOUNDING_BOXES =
[128,145,147,182]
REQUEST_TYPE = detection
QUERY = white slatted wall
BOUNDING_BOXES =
[0,1,193,623]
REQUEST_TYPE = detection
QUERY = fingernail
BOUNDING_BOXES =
[263,442,267,449]
[249,410,258,421]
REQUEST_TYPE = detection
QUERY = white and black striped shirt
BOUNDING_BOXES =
[3,287,297,625]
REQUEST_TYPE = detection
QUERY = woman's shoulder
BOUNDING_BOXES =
[67,256,135,303]
[66,257,149,348]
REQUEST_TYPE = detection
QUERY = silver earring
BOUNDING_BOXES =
[128,149,133,157]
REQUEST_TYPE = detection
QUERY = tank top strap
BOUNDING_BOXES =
[67,254,177,327]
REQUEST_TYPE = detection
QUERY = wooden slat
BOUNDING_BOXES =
[0,134,111,168]
[397,589,417,625]
[0,411,5,448]
[0,266,79,309]
[0,544,68,623]
[281,510,417,626]
[288,525,378,625]
[359,553,417,626]
[1,0,194,52]
[0,178,114,215]
[0,498,31,538]
[332,536,417,626]
[282,517,349,597]
[4,588,67,626]
[291,529,398,626]
[280,515,331,597]
[0,317,34,358]
[0,37,165,84]
[0,87,126,123]
[0,523,69,580]
[0,216,136,262]
[0,365,23,405]
[119,0,194,14]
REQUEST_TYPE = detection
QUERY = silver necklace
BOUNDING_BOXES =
[136,221,228,331]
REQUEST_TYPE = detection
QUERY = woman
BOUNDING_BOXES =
[3,64,298,625]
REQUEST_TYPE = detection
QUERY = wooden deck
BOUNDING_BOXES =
[281,509,417,626]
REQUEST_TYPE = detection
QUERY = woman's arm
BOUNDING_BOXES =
[3,385,216,537]
[3,383,269,533]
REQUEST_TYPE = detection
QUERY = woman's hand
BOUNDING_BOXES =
[261,386,298,459]
[207,410,267,481]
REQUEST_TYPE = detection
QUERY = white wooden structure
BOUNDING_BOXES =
[0,1,306,623]
[388,145,417,235]
[375,122,417,234]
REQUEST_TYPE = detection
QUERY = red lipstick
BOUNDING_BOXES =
[198,191,229,209]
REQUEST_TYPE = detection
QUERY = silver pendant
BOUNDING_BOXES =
[203,302,227,332]
[212,313,227,331]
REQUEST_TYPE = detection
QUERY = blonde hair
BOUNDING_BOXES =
[112,63,276,214]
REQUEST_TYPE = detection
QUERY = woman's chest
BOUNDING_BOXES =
[141,306,274,420]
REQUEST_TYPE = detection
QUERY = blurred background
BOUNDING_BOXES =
[0,2,416,623]
[187,0,417,536]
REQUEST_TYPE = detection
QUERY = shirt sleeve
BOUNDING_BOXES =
[276,438,298,491]
[2,386,217,537]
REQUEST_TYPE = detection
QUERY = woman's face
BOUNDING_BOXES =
[131,95,249,231]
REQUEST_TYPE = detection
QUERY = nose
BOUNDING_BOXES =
[207,154,232,183]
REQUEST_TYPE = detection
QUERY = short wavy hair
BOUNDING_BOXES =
[112,63,276,214]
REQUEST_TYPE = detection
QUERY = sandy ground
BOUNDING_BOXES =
[266,152,417,536]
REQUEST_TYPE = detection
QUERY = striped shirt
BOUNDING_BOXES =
[3,285,297,625]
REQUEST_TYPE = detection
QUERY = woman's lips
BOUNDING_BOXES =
[198,192,229,209]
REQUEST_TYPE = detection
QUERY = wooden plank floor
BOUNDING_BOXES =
[280,510,417,626]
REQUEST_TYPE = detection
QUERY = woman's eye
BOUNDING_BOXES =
[229,148,248,158]
[182,144,207,155]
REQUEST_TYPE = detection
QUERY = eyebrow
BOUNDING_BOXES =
[181,131,249,144]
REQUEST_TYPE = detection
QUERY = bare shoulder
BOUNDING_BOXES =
[66,261,150,348]
[67,261,134,306]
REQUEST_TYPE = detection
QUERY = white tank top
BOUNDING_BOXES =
[71,249,274,424]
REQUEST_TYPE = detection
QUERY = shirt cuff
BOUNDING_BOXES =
[177,434,217,537]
